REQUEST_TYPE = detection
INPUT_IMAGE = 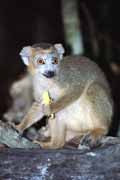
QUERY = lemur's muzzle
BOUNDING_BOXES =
[43,71,55,78]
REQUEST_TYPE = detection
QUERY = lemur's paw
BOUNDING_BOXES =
[33,140,42,145]
[8,122,23,140]
[14,124,24,135]
[42,104,51,116]
[33,140,61,149]
[80,133,103,149]
[33,140,50,149]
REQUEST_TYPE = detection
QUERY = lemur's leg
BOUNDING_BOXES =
[35,117,66,149]
[79,82,112,148]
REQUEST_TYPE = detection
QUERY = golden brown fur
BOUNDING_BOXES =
[16,44,113,149]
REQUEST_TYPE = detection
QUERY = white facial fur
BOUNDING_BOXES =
[33,52,61,77]
[20,43,65,78]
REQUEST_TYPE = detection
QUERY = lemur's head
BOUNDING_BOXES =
[20,43,65,78]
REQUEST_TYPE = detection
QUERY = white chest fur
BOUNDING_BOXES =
[33,74,63,102]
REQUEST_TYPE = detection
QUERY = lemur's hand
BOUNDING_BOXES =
[42,104,51,116]
[42,91,52,116]
[42,91,55,118]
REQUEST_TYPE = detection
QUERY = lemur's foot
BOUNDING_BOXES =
[33,140,61,149]
[33,140,51,149]
[79,132,104,149]
[33,140,41,145]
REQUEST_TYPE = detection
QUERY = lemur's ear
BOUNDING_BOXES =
[54,43,65,60]
[19,46,33,66]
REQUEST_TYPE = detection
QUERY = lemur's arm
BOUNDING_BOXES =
[43,87,82,115]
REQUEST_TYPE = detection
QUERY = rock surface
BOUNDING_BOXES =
[0,137,120,180]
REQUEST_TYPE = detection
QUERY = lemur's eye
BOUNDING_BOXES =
[37,59,45,65]
[52,58,58,64]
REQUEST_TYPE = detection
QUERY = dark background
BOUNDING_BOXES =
[0,0,120,135]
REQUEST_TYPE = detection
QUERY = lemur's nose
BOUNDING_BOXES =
[44,71,55,78]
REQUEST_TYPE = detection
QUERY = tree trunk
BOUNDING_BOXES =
[62,0,84,55]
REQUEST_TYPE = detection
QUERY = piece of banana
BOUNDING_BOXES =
[42,91,51,105]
